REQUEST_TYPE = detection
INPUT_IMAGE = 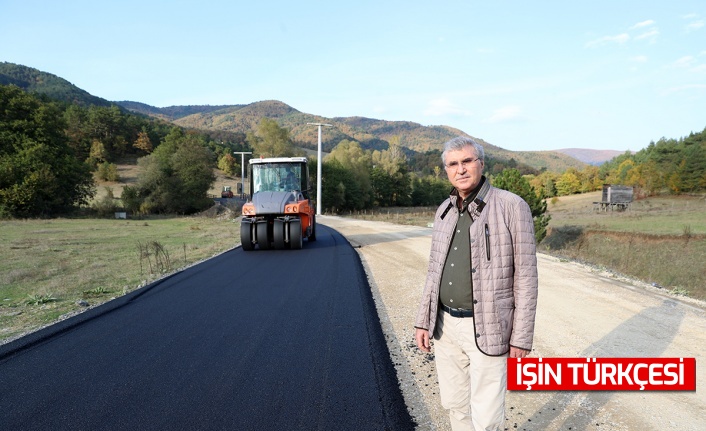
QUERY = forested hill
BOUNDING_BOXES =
[124,100,586,172]
[116,101,246,121]
[2,61,584,172]
[556,148,629,166]
[0,62,112,107]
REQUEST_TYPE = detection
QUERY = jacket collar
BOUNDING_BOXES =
[443,176,491,220]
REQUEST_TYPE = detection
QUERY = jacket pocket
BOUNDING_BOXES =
[499,302,515,340]
[484,223,491,261]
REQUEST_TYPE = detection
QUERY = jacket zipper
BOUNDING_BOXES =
[485,223,491,261]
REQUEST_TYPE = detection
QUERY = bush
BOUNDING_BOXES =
[92,187,120,217]
[96,162,120,181]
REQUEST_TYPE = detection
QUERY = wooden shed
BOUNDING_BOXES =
[602,184,633,203]
[594,184,633,211]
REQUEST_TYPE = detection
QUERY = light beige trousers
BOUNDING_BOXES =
[433,311,508,431]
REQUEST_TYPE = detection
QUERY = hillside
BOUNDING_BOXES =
[2,61,585,172]
[115,101,245,121]
[556,148,630,165]
[0,62,112,107]
[128,100,586,172]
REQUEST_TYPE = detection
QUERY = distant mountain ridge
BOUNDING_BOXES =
[2,61,587,172]
[116,101,245,121]
[555,148,631,165]
[122,100,587,172]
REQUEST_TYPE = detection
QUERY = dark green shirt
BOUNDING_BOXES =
[438,183,482,310]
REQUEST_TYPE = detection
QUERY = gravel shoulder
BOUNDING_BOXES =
[320,216,706,431]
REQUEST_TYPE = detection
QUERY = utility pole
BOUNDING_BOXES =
[307,123,332,215]
[233,151,252,198]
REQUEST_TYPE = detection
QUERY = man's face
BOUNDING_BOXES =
[444,145,484,199]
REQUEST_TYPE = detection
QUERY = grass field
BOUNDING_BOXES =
[541,191,706,301]
[1,161,248,344]
[0,216,240,343]
[546,191,706,235]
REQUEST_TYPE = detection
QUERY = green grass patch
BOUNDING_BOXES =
[0,216,241,343]
[546,191,706,235]
[540,228,706,300]
[540,192,706,300]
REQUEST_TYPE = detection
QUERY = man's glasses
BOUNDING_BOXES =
[445,157,481,171]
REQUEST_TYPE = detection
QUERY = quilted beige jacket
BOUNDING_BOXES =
[414,181,538,356]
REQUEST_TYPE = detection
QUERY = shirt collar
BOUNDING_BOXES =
[451,176,486,211]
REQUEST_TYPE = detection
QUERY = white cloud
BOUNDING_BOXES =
[585,33,629,48]
[662,84,706,96]
[668,55,706,73]
[630,20,655,29]
[686,20,704,31]
[483,106,525,124]
[682,13,703,32]
[423,98,472,117]
[629,55,648,63]
[672,56,696,68]
[635,29,659,41]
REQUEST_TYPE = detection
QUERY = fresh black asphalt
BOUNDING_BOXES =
[0,224,415,430]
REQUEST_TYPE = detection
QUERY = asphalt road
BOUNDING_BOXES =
[0,224,414,431]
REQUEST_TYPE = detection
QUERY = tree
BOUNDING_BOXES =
[63,104,91,161]
[88,139,109,167]
[247,118,296,157]
[86,105,128,158]
[326,140,372,209]
[126,127,215,214]
[133,130,153,154]
[529,171,557,198]
[96,162,119,181]
[411,175,450,206]
[680,141,706,192]
[217,153,239,176]
[555,170,581,196]
[371,138,411,206]
[579,166,602,193]
[0,85,94,217]
[492,168,550,244]
[321,158,351,213]
[370,166,395,207]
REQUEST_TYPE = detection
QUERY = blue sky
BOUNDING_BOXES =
[2,1,704,152]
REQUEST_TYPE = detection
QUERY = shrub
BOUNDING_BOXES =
[92,187,120,217]
[96,162,120,181]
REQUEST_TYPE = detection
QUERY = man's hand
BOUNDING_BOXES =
[509,346,530,358]
[415,327,431,352]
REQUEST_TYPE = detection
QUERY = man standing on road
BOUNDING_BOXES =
[415,136,538,431]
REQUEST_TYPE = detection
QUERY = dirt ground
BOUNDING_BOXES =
[319,216,706,431]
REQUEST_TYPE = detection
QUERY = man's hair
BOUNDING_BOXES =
[441,136,485,166]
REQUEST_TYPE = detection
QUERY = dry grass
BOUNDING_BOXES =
[342,192,706,301]
[542,191,706,300]
[546,191,706,235]
[0,216,241,343]
[338,207,437,227]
